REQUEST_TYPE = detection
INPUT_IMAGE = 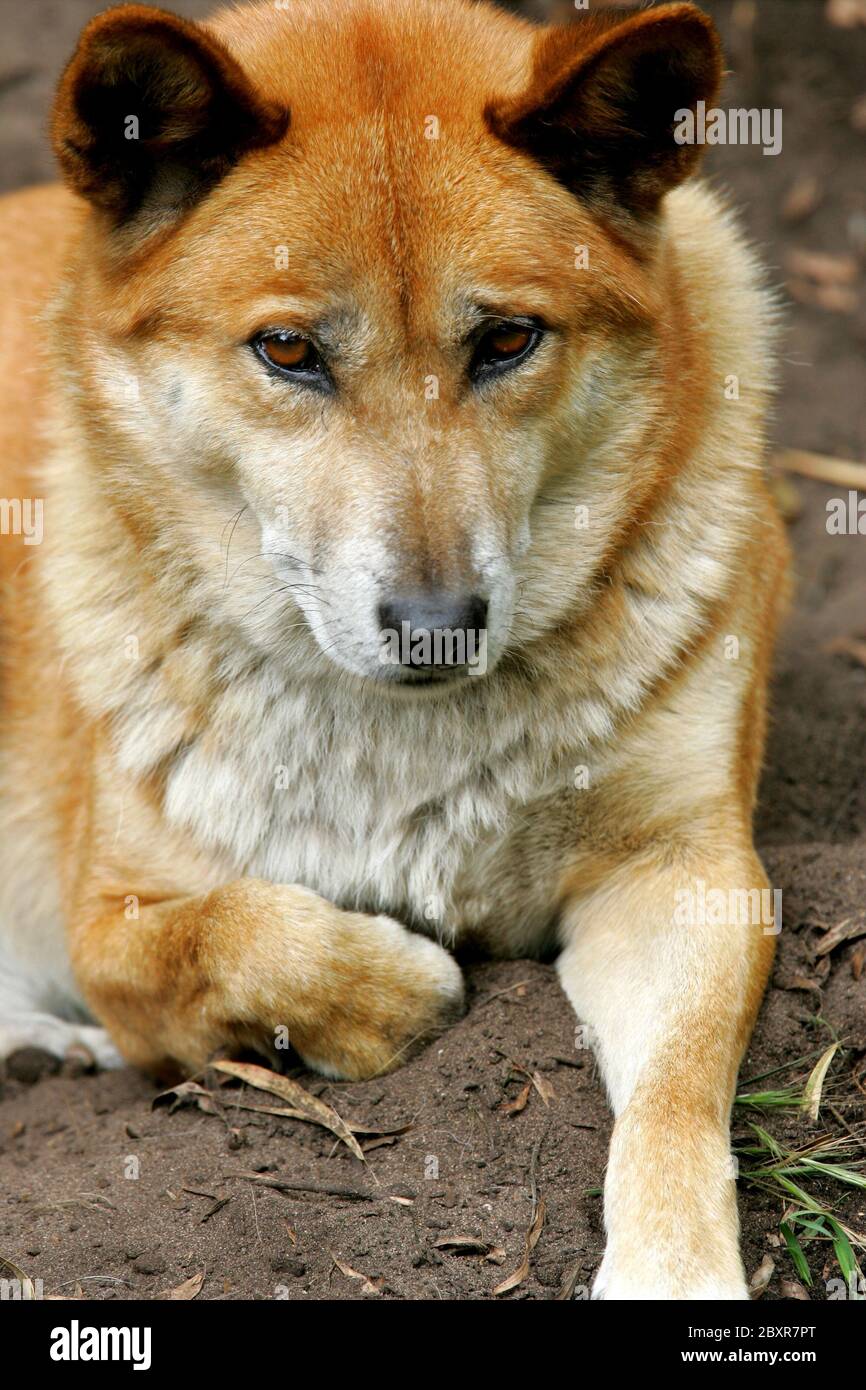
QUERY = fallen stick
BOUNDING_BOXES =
[772,449,866,490]
[230,1172,378,1201]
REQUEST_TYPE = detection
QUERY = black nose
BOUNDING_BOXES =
[377,591,488,669]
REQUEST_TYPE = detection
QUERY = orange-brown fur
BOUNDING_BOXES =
[0,0,790,1298]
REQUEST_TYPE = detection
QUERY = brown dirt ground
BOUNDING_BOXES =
[0,1,864,1302]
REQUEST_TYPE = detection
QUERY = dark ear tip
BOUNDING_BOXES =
[585,2,722,66]
[58,3,200,73]
[606,2,722,56]
[70,3,199,41]
[638,2,724,79]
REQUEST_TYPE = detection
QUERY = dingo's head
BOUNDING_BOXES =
[53,0,719,689]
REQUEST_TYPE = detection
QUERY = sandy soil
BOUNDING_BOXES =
[0,1,864,1301]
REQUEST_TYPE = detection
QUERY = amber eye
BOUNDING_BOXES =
[261,334,312,368]
[470,319,542,381]
[251,330,330,388]
[487,326,533,358]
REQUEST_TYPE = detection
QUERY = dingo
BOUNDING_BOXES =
[0,0,789,1299]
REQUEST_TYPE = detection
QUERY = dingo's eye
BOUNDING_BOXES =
[251,330,330,388]
[470,320,541,382]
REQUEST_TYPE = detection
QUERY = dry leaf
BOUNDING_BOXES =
[814,917,866,957]
[500,1081,531,1116]
[501,1055,555,1108]
[494,1196,546,1296]
[802,1043,840,1122]
[531,1071,555,1107]
[780,1278,811,1301]
[749,1254,775,1296]
[851,942,866,981]
[0,1255,38,1300]
[153,1080,222,1116]
[212,1060,365,1161]
[434,1234,494,1255]
[331,1254,382,1296]
[783,973,822,996]
[360,1135,398,1154]
[156,1271,204,1301]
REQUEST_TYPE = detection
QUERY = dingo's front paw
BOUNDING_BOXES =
[210,880,465,1081]
[289,912,466,1080]
[591,1247,749,1301]
[73,878,464,1079]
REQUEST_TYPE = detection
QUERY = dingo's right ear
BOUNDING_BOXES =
[52,4,288,229]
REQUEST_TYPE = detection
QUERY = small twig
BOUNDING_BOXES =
[529,1127,547,1223]
[230,1172,377,1201]
[773,448,866,490]
[200,1197,232,1224]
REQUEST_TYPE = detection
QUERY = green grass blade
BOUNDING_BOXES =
[799,1158,866,1191]
[780,1221,813,1285]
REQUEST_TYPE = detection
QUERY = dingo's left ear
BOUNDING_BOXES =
[52,4,288,229]
[486,2,721,241]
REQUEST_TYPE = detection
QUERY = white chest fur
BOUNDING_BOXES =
[157,661,581,947]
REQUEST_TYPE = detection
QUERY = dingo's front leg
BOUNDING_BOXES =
[558,844,775,1300]
[68,879,464,1079]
